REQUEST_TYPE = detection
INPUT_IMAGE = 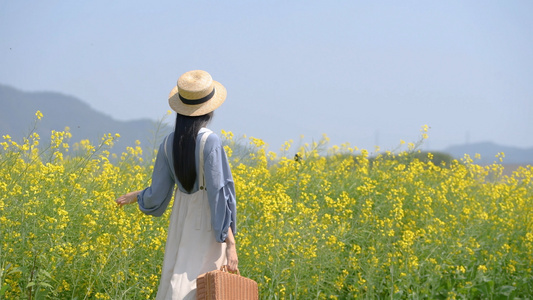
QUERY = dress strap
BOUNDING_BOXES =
[198,130,212,190]
[163,135,170,160]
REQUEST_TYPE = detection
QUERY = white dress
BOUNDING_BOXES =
[155,131,227,300]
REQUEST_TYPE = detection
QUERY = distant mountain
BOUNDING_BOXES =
[0,84,171,155]
[2,84,532,165]
[445,142,533,165]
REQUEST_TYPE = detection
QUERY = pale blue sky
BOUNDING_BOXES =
[1,0,532,152]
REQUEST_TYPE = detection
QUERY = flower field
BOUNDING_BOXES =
[1,114,532,299]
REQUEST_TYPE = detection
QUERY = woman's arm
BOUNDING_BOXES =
[115,190,142,207]
[225,226,239,272]
[116,135,175,216]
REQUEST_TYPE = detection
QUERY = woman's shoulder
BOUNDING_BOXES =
[161,132,175,148]
[166,131,175,141]
[202,130,223,152]
[206,131,220,143]
[156,132,175,160]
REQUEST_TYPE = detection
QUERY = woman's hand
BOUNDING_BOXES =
[225,227,239,272]
[115,191,141,207]
[226,244,238,272]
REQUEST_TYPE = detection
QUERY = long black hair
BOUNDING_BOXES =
[173,112,213,192]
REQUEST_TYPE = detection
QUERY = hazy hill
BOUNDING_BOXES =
[445,142,533,165]
[0,84,170,155]
[2,84,532,165]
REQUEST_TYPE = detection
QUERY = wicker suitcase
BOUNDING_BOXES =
[196,266,258,300]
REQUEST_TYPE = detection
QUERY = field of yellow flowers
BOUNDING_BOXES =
[1,113,532,299]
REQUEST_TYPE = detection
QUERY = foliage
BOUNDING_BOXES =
[1,114,532,299]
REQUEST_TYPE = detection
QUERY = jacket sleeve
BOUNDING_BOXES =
[137,138,175,217]
[205,135,237,243]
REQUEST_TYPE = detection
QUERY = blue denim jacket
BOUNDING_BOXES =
[137,128,237,243]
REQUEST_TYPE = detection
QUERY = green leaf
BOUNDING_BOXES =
[497,285,516,296]
[39,269,52,279]
[7,267,23,275]
[38,282,53,289]
[0,284,9,296]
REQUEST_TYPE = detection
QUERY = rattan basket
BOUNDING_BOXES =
[196,266,258,300]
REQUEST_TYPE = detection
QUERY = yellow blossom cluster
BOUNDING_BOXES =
[1,124,162,299]
[1,119,532,299]
[227,128,532,298]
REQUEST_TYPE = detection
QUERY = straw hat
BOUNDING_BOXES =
[168,70,227,116]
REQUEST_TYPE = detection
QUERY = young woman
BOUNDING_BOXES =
[115,70,238,299]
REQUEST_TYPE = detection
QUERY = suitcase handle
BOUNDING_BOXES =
[220,265,240,276]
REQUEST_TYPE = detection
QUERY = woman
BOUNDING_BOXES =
[115,70,238,300]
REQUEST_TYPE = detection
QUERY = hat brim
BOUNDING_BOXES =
[168,80,227,116]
